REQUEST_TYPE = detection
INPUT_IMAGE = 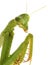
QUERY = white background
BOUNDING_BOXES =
[0,0,48,65]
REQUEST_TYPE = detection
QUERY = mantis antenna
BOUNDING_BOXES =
[25,0,46,14]
[26,0,28,13]
[32,5,46,14]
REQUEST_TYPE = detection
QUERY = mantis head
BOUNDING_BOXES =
[15,14,29,32]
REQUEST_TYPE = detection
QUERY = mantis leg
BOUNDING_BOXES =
[3,33,33,65]
[1,30,14,65]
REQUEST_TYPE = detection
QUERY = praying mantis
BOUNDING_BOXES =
[0,13,33,65]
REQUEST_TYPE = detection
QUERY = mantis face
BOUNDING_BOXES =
[15,14,29,32]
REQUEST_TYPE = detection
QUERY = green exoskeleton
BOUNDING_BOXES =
[0,13,33,65]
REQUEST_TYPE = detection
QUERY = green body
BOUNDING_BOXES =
[0,13,33,65]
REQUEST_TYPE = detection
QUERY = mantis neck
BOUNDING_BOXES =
[1,19,17,35]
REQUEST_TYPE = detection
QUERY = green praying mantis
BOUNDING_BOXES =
[0,13,33,65]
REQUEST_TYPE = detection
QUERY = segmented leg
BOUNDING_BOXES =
[12,33,33,65]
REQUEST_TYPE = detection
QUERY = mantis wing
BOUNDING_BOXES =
[0,35,4,48]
